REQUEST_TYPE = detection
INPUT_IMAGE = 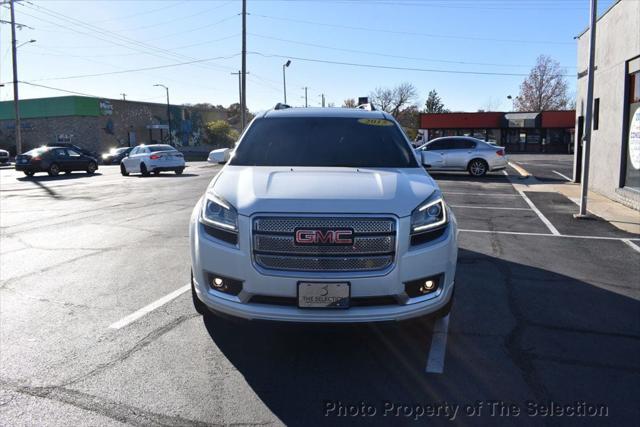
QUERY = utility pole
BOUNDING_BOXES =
[153,84,172,144]
[240,0,247,130]
[576,0,597,219]
[303,86,308,107]
[321,93,325,108]
[10,0,22,155]
[121,93,127,101]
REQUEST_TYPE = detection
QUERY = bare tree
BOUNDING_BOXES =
[424,89,449,113]
[515,55,571,111]
[342,98,357,108]
[369,82,417,116]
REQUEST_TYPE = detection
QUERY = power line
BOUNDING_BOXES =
[248,52,574,77]
[18,2,239,76]
[19,81,100,98]
[28,53,242,82]
[250,13,574,45]
[249,32,577,69]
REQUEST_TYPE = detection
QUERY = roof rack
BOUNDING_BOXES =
[274,103,291,110]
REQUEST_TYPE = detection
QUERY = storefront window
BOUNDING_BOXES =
[487,129,501,145]
[457,129,472,137]
[473,129,487,140]
[624,69,640,192]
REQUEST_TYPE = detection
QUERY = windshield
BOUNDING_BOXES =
[148,145,176,152]
[230,117,418,168]
[115,148,130,154]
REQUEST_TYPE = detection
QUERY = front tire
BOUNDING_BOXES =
[87,162,97,174]
[23,171,34,177]
[140,163,150,177]
[468,159,488,177]
[48,163,60,176]
[120,164,129,176]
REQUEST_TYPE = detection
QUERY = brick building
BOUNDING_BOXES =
[419,110,575,153]
[0,96,227,154]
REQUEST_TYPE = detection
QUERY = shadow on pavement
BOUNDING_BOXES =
[202,248,639,426]
[136,173,199,178]
[16,172,103,182]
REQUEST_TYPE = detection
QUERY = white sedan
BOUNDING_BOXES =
[415,136,507,176]
[120,144,185,176]
[207,147,232,164]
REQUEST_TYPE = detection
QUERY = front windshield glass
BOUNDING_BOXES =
[230,117,418,168]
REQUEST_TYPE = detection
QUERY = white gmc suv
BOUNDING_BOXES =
[189,107,458,323]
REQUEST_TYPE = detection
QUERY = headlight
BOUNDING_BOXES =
[411,191,448,233]
[200,193,238,232]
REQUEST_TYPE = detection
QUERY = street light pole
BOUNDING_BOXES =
[282,60,291,103]
[154,84,172,144]
[240,0,247,130]
[10,0,22,155]
[303,86,308,107]
[576,0,598,219]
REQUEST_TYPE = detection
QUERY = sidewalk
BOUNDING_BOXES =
[507,167,640,235]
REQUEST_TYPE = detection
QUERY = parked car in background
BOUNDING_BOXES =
[15,146,98,177]
[44,142,99,161]
[120,144,185,176]
[207,147,232,164]
[0,149,10,165]
[101,147,133,165]
[415,136,507,176]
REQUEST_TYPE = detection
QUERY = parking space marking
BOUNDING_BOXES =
[552,170,572,181]
[515,189,561,235]
[426,314,450,374]
[460,228,640,241]
[622,239,640,253]
[443,191,522,197]
[508,162,531,177]
[108,284,190,329]
[449,205,531,211]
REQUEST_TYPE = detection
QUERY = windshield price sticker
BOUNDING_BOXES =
[358,118,394,126]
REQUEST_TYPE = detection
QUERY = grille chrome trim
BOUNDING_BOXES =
[255,254,394,272]
[252,216,396,272]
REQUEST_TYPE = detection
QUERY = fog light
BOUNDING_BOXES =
[404,274,443,299]
[207,272,243,296]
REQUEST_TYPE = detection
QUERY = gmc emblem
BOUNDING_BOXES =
[294,228,354,246]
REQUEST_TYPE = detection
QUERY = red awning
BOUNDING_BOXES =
[420,112,504,129]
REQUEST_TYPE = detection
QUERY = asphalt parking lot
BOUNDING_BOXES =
[1,158,639,426]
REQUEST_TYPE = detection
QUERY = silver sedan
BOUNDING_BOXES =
[415,136,508,176]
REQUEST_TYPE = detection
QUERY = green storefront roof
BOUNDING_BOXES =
[0,96,100,120]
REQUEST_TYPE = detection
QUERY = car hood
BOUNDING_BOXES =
[209,166,438,217]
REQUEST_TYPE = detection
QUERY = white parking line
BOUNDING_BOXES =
[622,239,640,253]
[515,189,561,235]
[460,229,640,241]
[443,191,522,197]
[449,205,531,211]
[426,314,450,374]
[109,284,190,329]
[552,170,572,181]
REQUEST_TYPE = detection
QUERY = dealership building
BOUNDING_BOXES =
[0,96,226,155]
[575,0,639,209]
[419,110,575,154]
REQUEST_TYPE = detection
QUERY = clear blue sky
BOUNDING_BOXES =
[0,0,615,112]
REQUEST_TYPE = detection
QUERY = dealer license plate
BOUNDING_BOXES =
[298,282,350,308]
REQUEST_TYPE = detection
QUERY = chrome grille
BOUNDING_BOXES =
[253,216,396,272]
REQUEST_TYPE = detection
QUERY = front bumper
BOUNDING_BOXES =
[190,202,458,323]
